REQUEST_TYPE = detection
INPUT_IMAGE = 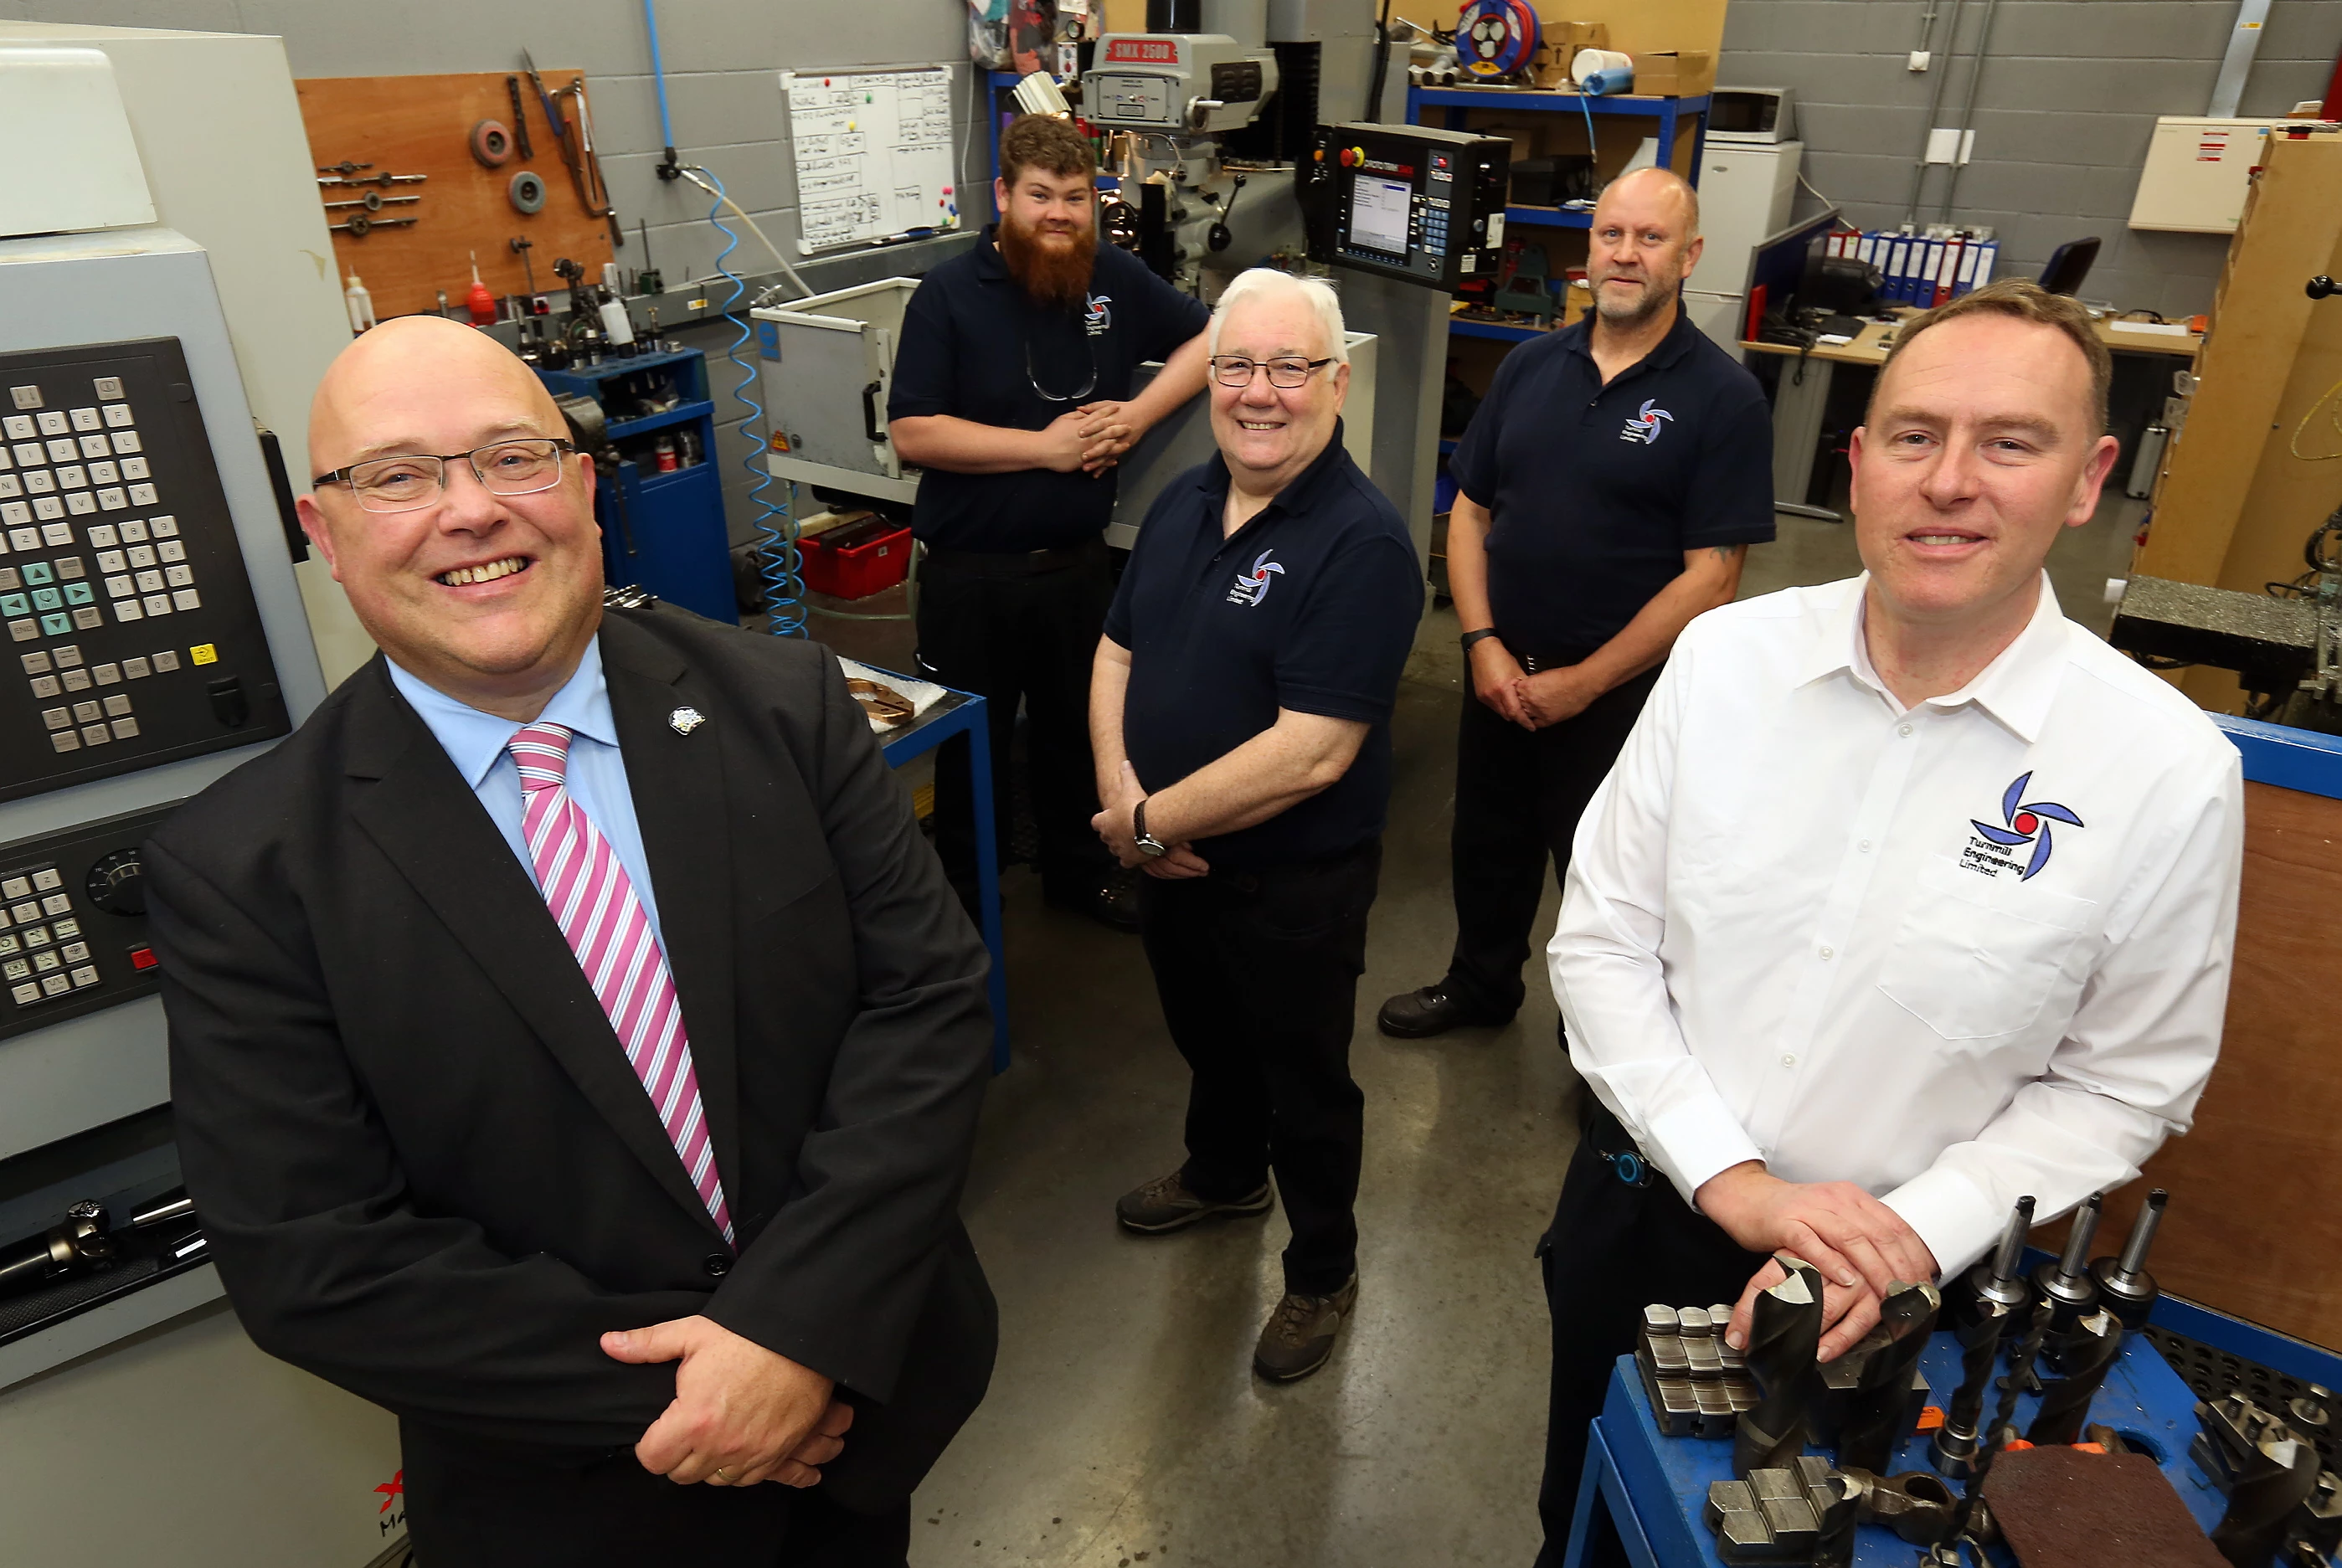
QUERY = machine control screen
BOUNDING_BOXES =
[1351,177,1413,256]
[0,802,178,1043]
[0,339,289,805]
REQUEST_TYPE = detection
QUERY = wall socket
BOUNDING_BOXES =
[1908,49,1931,70]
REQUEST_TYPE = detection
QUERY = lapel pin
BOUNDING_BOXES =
[669,706,706,735]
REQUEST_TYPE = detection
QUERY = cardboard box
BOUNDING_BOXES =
[1627,49,1716,97]
[1529,19,1608,89]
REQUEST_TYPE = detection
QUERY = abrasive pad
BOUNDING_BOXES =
[1981,1446,2226,1567]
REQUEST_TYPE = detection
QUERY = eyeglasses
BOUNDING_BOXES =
[313,438,578,514]
[1208,355,1335,390]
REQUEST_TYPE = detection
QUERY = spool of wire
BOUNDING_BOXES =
[1454,0,1541,81]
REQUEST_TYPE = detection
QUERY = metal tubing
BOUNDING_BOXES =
[2209,0,2274,118]
[1903,0,1967,224]
[2056,1191,2102,1281]
[2112,1189,2168,1284]
[1936,0,2005,223]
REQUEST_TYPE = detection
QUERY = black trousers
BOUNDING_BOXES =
[914,541,1115,903]
[1136,839,1382,1297]
[1531,1101,1770,1568]
[1441,669,1663,1019]
[399,1419,914,1568]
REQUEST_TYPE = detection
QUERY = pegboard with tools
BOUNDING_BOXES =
[295,67,618,321]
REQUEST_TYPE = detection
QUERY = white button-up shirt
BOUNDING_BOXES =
[1549,573,2243,1278]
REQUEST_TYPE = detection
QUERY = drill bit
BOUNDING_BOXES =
[1933,1196,2035,1478]
[2026,1308,2122,1445]
[2090,1189,2166,1329]
[2034,1192,2103,1377]
[1734,1256,1826,1478]
[1836,1278,1942,1473]
[2212,1421,2323,1567]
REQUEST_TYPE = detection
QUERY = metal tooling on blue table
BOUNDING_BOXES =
[1598,1331,2231,1565]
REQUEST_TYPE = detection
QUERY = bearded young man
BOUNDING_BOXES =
[1377,167,1778,1043]
[889,116,1210,932]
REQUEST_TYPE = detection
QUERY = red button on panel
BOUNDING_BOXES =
[129,945,157,970]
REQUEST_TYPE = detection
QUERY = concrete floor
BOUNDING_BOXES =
[868,489,2147,1567]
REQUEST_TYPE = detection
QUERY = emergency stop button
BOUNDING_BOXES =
[129,945,157,971]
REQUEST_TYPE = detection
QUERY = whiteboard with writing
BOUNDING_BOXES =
[781,67,962,254]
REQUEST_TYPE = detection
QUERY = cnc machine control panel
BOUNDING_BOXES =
[1303,123,1513,291]
[0,803,177,1040]
[0,337,289,805]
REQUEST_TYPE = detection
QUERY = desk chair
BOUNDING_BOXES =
[2040,236,2102,296]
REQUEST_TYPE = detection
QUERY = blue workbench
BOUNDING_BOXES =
[872,678,1009,1073]
[1567,1283,2342,1567]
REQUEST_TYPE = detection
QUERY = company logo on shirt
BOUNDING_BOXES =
[1619,398,1675,445]
[1084,292,1113,336]
[1227,549,1286,606]
[1963,770,2084,880]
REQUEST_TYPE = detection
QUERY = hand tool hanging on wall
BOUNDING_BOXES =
[318,171,428,189]
[322,191,419,214]
[330,214,418,238]
[1734,1257,1827,1478]
[1933,1196,2035,1479]
[507,75,536,160]
[470,119,515,167]
[522,49,624,250]
[2092,1189,2166,1329]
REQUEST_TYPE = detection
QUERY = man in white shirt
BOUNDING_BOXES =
[1532,278,2243,1564]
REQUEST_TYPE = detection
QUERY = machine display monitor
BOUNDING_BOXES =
[1351,177,1413,256]
[1303,122,1512,292]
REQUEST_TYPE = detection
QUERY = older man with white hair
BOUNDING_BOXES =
[1089,268,1423,1381]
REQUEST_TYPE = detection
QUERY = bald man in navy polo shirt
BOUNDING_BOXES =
[1379,167,1776,1042]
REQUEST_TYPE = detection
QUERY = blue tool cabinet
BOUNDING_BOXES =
[536,347,735,624]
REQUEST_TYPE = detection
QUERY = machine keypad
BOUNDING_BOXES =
[0,855,101,1010]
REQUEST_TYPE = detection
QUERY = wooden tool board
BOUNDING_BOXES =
[296,69,617,321]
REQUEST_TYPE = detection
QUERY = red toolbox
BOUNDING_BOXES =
[800,516,913,600]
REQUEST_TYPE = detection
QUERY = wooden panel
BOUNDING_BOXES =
[295,70,616,322]
[2040,781,2342,1350]
[2134,134,2342,589]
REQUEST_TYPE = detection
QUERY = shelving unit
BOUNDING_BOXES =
[535,346,737,625]
[1408,86,1711,233]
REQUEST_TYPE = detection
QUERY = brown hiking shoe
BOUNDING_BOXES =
[1253,1273,1361,1381]
[1114,1170,1274,1234]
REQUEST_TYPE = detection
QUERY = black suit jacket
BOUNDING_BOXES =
[147,604,996,1508]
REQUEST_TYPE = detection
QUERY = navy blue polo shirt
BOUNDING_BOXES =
[1449,306,1775,665]
[888,230,1209,553]
[1104,424,1423,868]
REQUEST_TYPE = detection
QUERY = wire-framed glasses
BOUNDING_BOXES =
[313,438,578,514]
[1208,355,1335,389]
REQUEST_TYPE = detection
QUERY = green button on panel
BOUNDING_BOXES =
[29,587,60,611]
[0,594,24,617]
[21,563,53,585]
[39,613,70,637]
[62,583,92,605]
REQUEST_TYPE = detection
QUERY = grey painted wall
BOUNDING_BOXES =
[1719,0,2342,318]
[0,0,996,555]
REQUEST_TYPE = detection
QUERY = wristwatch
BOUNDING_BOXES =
[1460,628,1501,652]
[1132,799,1168,859]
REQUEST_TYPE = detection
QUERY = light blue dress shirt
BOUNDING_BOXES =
[387,638,666,946]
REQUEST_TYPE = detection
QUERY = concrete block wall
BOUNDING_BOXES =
[0,0,998,561]
[0,0,994,296]
[1719,0,2342,318]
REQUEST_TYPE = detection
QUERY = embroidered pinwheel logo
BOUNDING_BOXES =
[1969,771,2083,880]
[1619,398,1674,445]
[1227,549,1285,606]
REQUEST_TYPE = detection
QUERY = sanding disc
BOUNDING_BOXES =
[508,169,548,214]
[470,118,513,167]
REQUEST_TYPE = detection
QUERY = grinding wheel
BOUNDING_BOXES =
[471,118,513,167]
[509,170,548,214]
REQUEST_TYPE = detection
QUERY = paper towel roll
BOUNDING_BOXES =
[1571,48,1633,85]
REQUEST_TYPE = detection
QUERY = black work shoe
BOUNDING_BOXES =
[1253,1274,1361,1381]
[1377,984,1513,1038]
[1047,871,1141,933]
[1114,1170,1273,1235]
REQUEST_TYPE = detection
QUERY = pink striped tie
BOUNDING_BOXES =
[509,722,732,1245]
